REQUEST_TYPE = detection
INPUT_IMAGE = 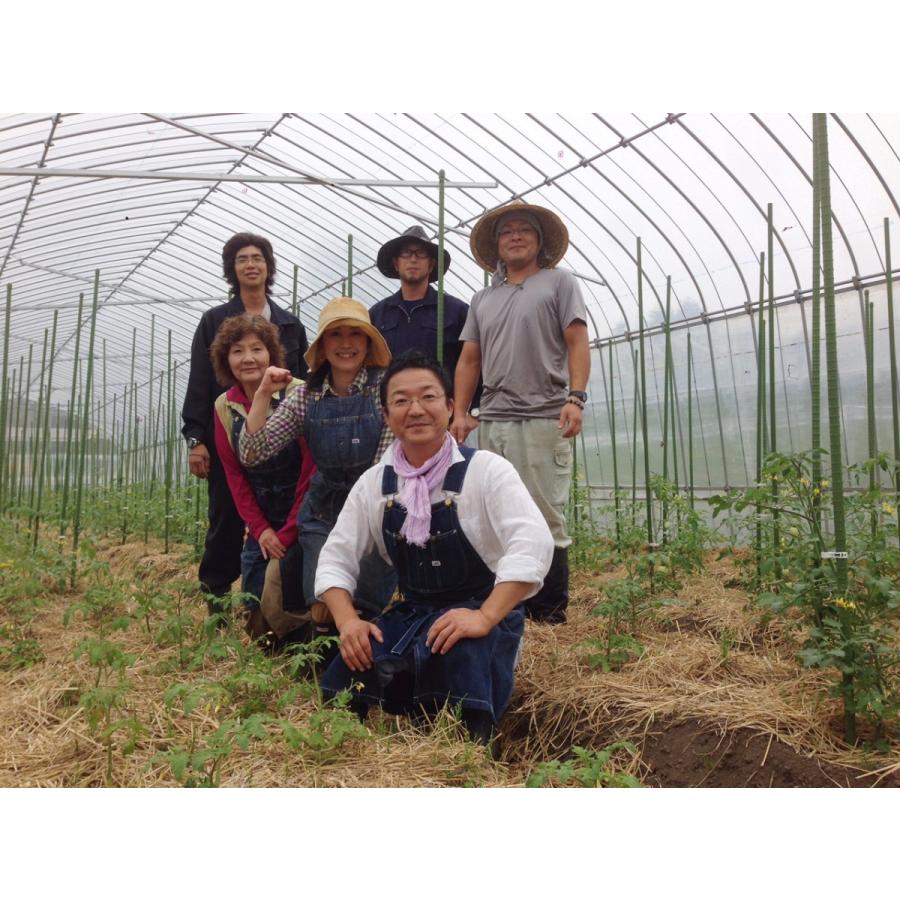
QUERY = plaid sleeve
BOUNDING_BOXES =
[374,421,394,463]
[239,382,308,466]
[369,371,393,463]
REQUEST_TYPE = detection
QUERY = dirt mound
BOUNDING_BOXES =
[639,719,899,787]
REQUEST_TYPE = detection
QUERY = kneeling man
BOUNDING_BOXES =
[315,351,553,743]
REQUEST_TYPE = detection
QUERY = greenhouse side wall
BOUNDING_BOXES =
[577,277,900,531]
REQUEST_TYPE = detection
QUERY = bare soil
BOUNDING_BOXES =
[1,536,897,788]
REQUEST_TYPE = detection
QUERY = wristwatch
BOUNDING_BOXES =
[568,390,588,403]
[469,407,480,420]
[187,437,202,450]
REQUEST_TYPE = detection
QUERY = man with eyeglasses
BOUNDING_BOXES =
[449,201,590,625]
[370,226,475,399]
[314,351,553,746]
[181,232,308,619]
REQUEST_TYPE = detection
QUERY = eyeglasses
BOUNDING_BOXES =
[388,392,446,411]
[498,225,536,239]
[397,248,431,260]
[235,253,266,265]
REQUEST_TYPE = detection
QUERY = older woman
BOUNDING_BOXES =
[239,297,396,629]
[209,315,315,635]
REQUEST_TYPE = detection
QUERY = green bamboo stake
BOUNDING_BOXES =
[767,204,780,562]
[122,329,137,543]
[148,315,156,419]
[346,234,353,297]
[193,475,202,559]
[144,313,158,544]
[756,251,767,579]
[32,312,58,549]
[106,393,117,537]
[637,238,653,545]
[865,296,877,537]
[884,219,899,516]
[54,402,62,492]
[150,370,164,489]
[631,346,639,525]
[101,338,109,493]
[60,292,85,532]
[0,372,9,516]
[815,114,847,582]
[0,285,12,514]
[0,371,12,516]
[811,142,823,534]
[172,362,182,490]
[608,342,621,548]
[164,330,174,553]
[687,333,695,510]
[29,331,49,516]
[10,363,21,508]
[18,345,35,506]
[668,355,680,490]
[126,329,137,485]
[815,112,853,743]
[436,169,446,367]
[71,272,100,582]
[661,276,672,542]
[571,429,581,556]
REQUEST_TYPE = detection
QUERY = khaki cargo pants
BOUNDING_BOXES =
[479,418,572,548]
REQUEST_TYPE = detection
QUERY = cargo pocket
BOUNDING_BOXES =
[554,437,572,471]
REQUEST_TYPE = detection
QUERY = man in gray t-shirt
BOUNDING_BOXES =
[451,201,591,624]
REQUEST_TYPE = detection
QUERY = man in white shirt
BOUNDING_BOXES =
[315,351,554,744]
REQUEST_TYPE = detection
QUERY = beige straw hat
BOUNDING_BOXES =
[304,297,392,371]
[469,199,569,273]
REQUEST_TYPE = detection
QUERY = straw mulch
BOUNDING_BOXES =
[1,538,897,787]
[503,554,899,786]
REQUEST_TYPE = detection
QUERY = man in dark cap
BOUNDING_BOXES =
[181,232,308,619]
[369,226,473,388]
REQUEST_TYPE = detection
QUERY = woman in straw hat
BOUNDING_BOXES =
[239,297,396,637]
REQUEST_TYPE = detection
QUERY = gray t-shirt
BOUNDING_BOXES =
[460,268,586,420]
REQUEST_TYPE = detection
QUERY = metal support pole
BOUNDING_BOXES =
[346,234,353,297]
[436,169,446,368]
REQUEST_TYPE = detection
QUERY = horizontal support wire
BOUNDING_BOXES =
[0,166,496,189]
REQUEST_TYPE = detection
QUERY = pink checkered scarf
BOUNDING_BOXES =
[391,432,456,548]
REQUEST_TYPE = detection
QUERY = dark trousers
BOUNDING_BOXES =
[198,451,245,599]
[524,546,569,623]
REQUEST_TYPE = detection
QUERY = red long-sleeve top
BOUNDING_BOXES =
[214,384,316,546]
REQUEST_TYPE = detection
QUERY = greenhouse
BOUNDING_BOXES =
[0,112,897,789]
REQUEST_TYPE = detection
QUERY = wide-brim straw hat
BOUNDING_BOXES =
[376,225,451,281]
[469,200,569,273]
[304,297,392,371]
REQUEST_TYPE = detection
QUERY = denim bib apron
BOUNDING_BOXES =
[229,396,301,532]
[226,394,303,601]
[295,368,395,614]
[321,447,524,723]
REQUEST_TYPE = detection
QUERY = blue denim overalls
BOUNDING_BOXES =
[321,447,524,723]
[228,393,301,601]
[295,367,395,615]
